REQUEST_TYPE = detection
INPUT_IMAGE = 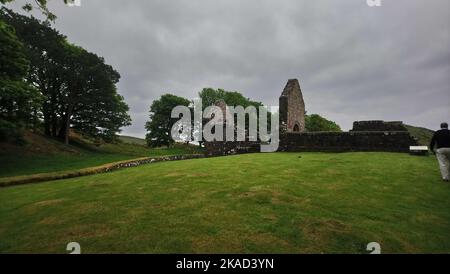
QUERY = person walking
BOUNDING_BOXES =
[430,122,450,182]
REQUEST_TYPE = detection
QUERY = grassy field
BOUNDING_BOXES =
[0,152,449,254]
[0,132,202,178]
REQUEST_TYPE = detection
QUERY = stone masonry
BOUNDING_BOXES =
[279,79,305,133]
[204,79,419,155]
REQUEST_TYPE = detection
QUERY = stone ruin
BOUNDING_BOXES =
[351,120,408,132]
[278,123,417,153]
[204,79,418,156]
[279,79,305,133]
[203,99,261,156]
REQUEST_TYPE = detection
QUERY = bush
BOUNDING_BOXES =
[0,118,25,144]
[305,114,342,132]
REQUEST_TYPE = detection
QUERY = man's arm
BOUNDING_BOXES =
[430,132,437,154]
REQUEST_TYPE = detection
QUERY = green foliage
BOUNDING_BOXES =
[145,94,191,148]
[0,19,42,142]
[0,118,22,143]
[0,20,28,79]
[0,0,65,21]
[305,114,342,132]
[0,79,42,124]
[63,44,132,142]
[1,8,131,143]
[199,88,263,109]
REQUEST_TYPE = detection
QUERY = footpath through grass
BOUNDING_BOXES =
[0,152,449,253]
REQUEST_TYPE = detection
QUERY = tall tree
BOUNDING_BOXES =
[145,94,190,148]
[1,8,132,144]
[0,0,71,21]
[66,45,131,143]
[1,8,67,136]
[0,19,42,142]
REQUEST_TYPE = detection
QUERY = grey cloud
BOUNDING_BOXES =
[6,0,449,136]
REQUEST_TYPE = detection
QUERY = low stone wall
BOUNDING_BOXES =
[279,131,418,152]
[103,154,205,172]
[0,154,206,187]
[204,141,261,156]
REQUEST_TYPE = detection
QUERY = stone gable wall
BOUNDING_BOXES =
[279,79,305,133]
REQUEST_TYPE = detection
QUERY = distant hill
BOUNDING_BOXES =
[118,135,147,145]
[405,125,435,146]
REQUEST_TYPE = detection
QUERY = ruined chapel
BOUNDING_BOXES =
[204,79,418,156]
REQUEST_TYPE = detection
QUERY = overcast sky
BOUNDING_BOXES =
[6,0,450,137]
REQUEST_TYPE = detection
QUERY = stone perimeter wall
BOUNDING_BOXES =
[279,131,418,152]
[352,120,407,132]
[204,130,419,155]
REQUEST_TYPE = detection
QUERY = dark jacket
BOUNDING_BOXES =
[430,129,450,149]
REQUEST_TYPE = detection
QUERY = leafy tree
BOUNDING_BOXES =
[305,114,342,132]
[0,0,72,21]
[198,88,263,109]
[0,19,42,142]
[145,94,190,148]
[1,8,67,137]
[69,51,132,143]
[1,8,131,144]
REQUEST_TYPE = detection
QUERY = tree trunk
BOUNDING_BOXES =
[64,119,70,145]
[51,113,57,137]
[58,104,74,145]
[64,105,74,145]
[43,104,51,136]
[44,115,51,136]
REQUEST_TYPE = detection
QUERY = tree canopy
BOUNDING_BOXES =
[0,0,71,21]
[144,89,344,148]
[0,19,42,142]
[198,88,263,109]
[305,114,342,132]
[145,94,191,148]
[0,8,131,144]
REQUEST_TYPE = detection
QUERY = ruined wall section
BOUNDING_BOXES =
[352,121,408,132]
[279,79,305,133]
[279,131,418,153]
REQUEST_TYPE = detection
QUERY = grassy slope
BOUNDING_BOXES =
[405,125,434,146]
[0,132,202,178]
[117,135,147,145]
[0,152,448,254]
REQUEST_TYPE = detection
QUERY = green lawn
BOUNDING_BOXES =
[0,152,449,254]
